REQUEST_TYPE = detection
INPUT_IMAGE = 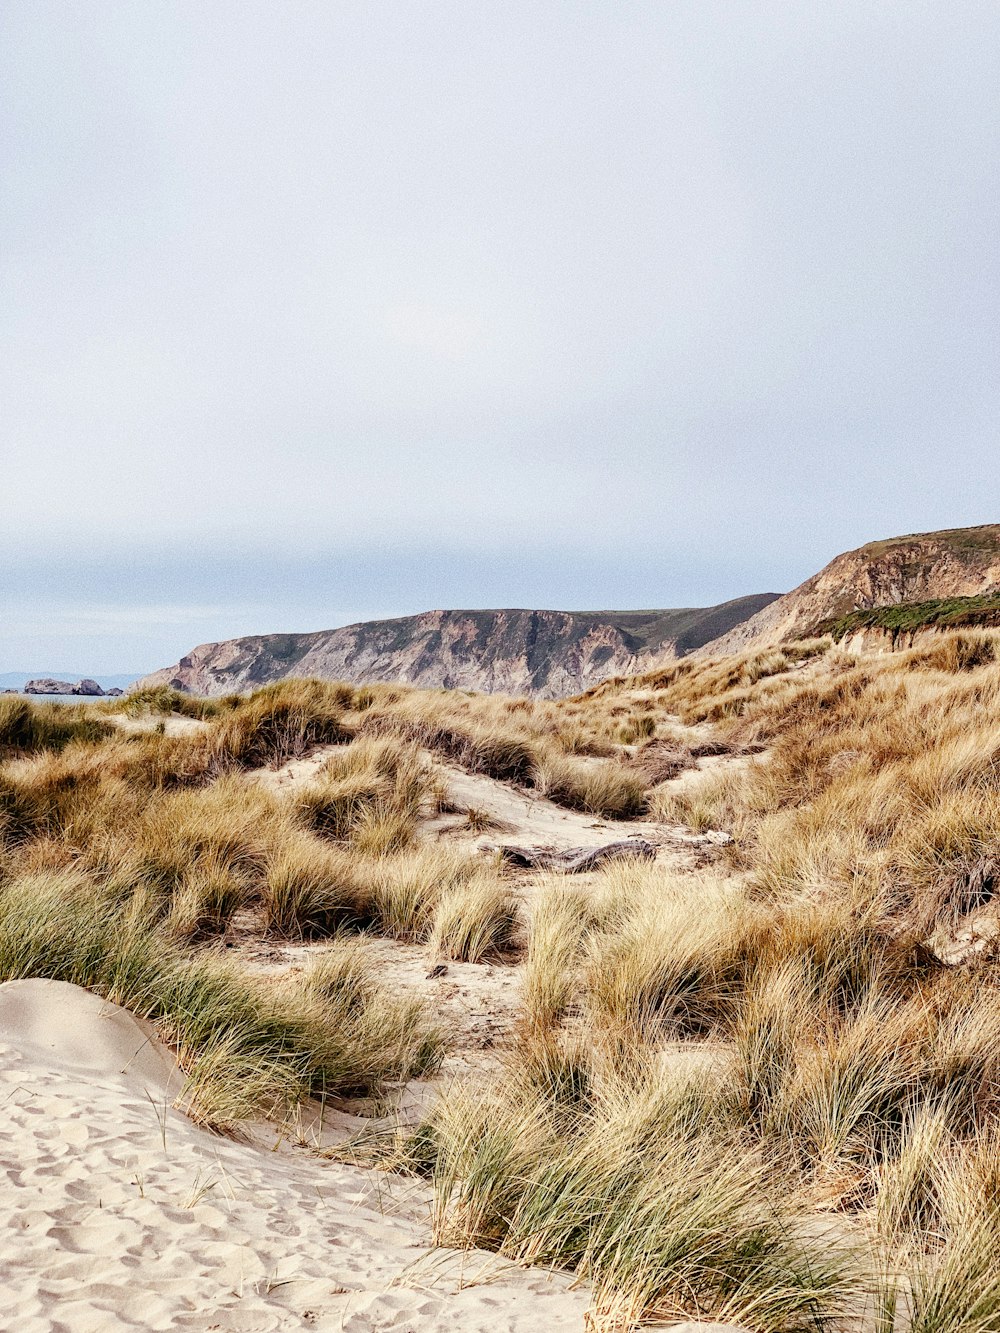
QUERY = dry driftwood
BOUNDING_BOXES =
[487,838,658,873]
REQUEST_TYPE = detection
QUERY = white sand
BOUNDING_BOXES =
[107,713,208,737]
[0,979,590,1332]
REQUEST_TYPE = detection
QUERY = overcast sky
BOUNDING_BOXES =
[3,2,999,671]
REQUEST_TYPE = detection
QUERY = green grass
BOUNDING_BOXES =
[817,596,1000,642]
[412,1049,851,1331]
[118,686,223,718]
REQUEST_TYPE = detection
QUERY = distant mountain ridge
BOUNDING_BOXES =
[700,525,1000,655]
[135,596,778,699]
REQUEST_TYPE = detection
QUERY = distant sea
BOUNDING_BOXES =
[0,673,141,706]
[6,692,117,705]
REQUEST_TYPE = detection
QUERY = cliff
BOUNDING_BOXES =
[135,596,777,699]
[699,525,1000,655]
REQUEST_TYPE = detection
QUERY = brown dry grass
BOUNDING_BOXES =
[10,639,1000,1326]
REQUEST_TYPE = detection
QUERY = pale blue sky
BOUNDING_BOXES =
[3,3,999,671]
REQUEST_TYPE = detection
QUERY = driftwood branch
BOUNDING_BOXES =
[486,839,657,873]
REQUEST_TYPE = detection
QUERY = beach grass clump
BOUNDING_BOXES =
[648,762,754,831]
[360,704,539,783]
[0,696,114,754]
[429,875,520,962]
[261,834,371,937]
[532,749,648,818]
[582,869,766,1039]
[0,869,441,1127]
[521,882,589,1033]
[118,686,222,718]
[297,736,427,850]
[211,680,354,769]
[359,844,482,941]
[415,1045,849,1331]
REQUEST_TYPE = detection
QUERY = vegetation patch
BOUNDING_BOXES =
[816,595,1000,643]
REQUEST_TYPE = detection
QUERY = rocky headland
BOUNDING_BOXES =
[135,597,777,698]
[700,524,1000,655]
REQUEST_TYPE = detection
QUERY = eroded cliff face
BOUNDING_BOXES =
[136,598,777,699]
[700,526,1000,655]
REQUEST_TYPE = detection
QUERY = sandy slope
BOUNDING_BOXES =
[251,743,732,866]
[0,980,589,1332]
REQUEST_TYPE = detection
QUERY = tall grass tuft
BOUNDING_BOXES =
[430,876,520,962]
[0,870,441,1127]
[0,697,114,753]
[212,681,353,768]
[418,1047,850,1330]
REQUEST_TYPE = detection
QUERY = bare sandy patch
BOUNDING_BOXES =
[106,712,209,738]
[0,979,590,1331]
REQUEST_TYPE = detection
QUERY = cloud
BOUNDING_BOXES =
[3,2,999,667]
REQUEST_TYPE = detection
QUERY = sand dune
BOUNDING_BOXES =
[0,980,590,1331]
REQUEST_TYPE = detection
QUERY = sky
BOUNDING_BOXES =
[3,2,1000,672]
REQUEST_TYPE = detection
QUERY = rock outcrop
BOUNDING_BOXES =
[23,679,76,695]
[700,525,1000,655]
[136,597,777,699]
[23,678,107,696]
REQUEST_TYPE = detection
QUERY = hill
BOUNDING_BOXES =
[134,595,777,699]
[699,523,1000,654]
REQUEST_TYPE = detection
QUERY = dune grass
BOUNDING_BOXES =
[430,875,520,962]
[408,1042,851,1331]
[296,735,426,850]
[117,685,222,718]
[0,871,441,1128]
[0,696,114,753]
[531,749,648,818]
[211,681,353,768]
[353,631,1000,1327]
[11,643,1000,1325]
[521,882,589,1033]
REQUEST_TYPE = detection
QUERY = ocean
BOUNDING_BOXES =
[6,693,118,706]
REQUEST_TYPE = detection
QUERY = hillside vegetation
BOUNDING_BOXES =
[818,594,1000,641]
[5,635,1000,1327]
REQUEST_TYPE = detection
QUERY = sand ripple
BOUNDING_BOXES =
[0,979,589,1331]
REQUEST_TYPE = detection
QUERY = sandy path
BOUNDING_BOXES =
[107,712,208,737]
[249,743,349,793]
[234,742,740,1095]
[424,762,732,865]
[0,980,590,1332]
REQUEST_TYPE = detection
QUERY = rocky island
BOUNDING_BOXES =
[22,679,122,697]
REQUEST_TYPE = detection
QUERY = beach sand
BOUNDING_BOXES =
[0,978,590,1332]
